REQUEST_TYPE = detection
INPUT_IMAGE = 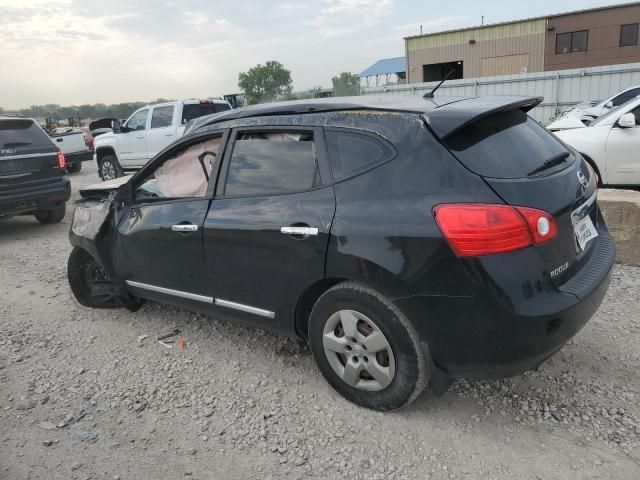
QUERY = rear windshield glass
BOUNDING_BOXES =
[445,109,572,179]
[182,103,231,124]
[0,120,52,149]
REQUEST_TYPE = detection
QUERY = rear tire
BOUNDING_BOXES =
[67,161,82,173]
[67,247,121,308]
[308,282,429,411]
[35,204,66,224]
[98,154,123,180]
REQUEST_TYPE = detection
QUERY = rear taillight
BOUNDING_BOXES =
[433,204,557,257]
[515,207,558,245]
[57,151,66,169]
[584,161,599,190]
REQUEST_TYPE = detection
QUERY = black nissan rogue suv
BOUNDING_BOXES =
[1,116,70,223]
[66,96,614,410]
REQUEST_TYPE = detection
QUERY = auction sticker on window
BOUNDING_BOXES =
[574,214,598,251]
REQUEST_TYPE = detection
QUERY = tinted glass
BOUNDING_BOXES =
[326,130,394,180]
[127,109,148,131]
[151,106,174,129]
[612,88,640,107]
[445,109,572,179]
[0,120,52,149]
[572,30,588,52]
[556,33,572,54]
[182,103,231,124]
[225,135,318,196]
[620,23,638,47]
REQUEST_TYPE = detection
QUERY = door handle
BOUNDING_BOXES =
[136,134,145,139]
[164,132,174,136]
[280,226,318,236]
[172,224,198,232]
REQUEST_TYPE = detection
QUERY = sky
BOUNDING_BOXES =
[0,0,631,109]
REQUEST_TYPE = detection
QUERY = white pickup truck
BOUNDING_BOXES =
[49,128,93,173]
[93,98,231,180]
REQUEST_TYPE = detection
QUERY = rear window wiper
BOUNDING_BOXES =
[526,152,570,177]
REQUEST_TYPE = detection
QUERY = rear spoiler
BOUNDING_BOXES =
[423,96,543,140]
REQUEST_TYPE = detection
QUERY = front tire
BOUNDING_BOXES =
[308,282,429,411]
[98,154,123,180]
[35,204,66,224]
[67,247,120,308]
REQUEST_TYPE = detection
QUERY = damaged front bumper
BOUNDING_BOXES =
[69,193,139,309]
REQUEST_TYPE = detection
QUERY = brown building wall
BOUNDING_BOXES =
[405,20,547,83]
[407,34,545,81]
[545,4,640,70]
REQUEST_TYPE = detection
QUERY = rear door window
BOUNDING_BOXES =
[224,131,319,196]
[0,120,53,150]
[150,106,174,129]
[444,109,573,179]
[325,130,395,180]
[182,103,231,124]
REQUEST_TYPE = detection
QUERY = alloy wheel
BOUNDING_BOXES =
[101,161,117,180]
[322,309,396,391]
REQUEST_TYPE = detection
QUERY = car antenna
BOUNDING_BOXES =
[423,66,458,99]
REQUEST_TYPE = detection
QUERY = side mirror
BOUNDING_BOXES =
[605,101,614,109]
[119,124,131,133]
[115,182,133,204]
[618,112,636,128]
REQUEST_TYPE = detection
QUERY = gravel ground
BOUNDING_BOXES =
[1,162,639,480]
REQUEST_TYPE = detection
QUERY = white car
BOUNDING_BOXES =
[94,98,231,180]
[554,96,640,186]
[548,85,640,131]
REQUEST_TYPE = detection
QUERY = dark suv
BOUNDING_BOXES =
[1,116,70,223]
[67,96,614,410]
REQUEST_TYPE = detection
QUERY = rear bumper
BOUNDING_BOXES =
[65,150,93,164]
[395,230,615,380]
[0,175,70,216]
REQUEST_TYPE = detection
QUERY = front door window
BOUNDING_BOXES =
[135,137,222,200]
[126,109,149,131]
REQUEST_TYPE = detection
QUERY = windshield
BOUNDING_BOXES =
[591,97,640,126]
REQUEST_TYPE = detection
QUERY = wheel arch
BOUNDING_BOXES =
[96,146,117,162]
[294,277,348,341]
[579,152,604,186]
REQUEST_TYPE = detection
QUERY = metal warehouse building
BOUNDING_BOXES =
[405,2,640,83]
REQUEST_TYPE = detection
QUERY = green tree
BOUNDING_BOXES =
[238,61,293,104]
[332,72,360,97]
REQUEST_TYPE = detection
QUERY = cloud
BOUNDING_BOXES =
[310,0,394,38]
[0,0,404,109]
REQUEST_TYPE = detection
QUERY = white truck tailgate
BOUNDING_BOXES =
[50,132,87,154]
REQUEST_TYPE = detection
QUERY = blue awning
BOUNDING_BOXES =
[358,57,406,77]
